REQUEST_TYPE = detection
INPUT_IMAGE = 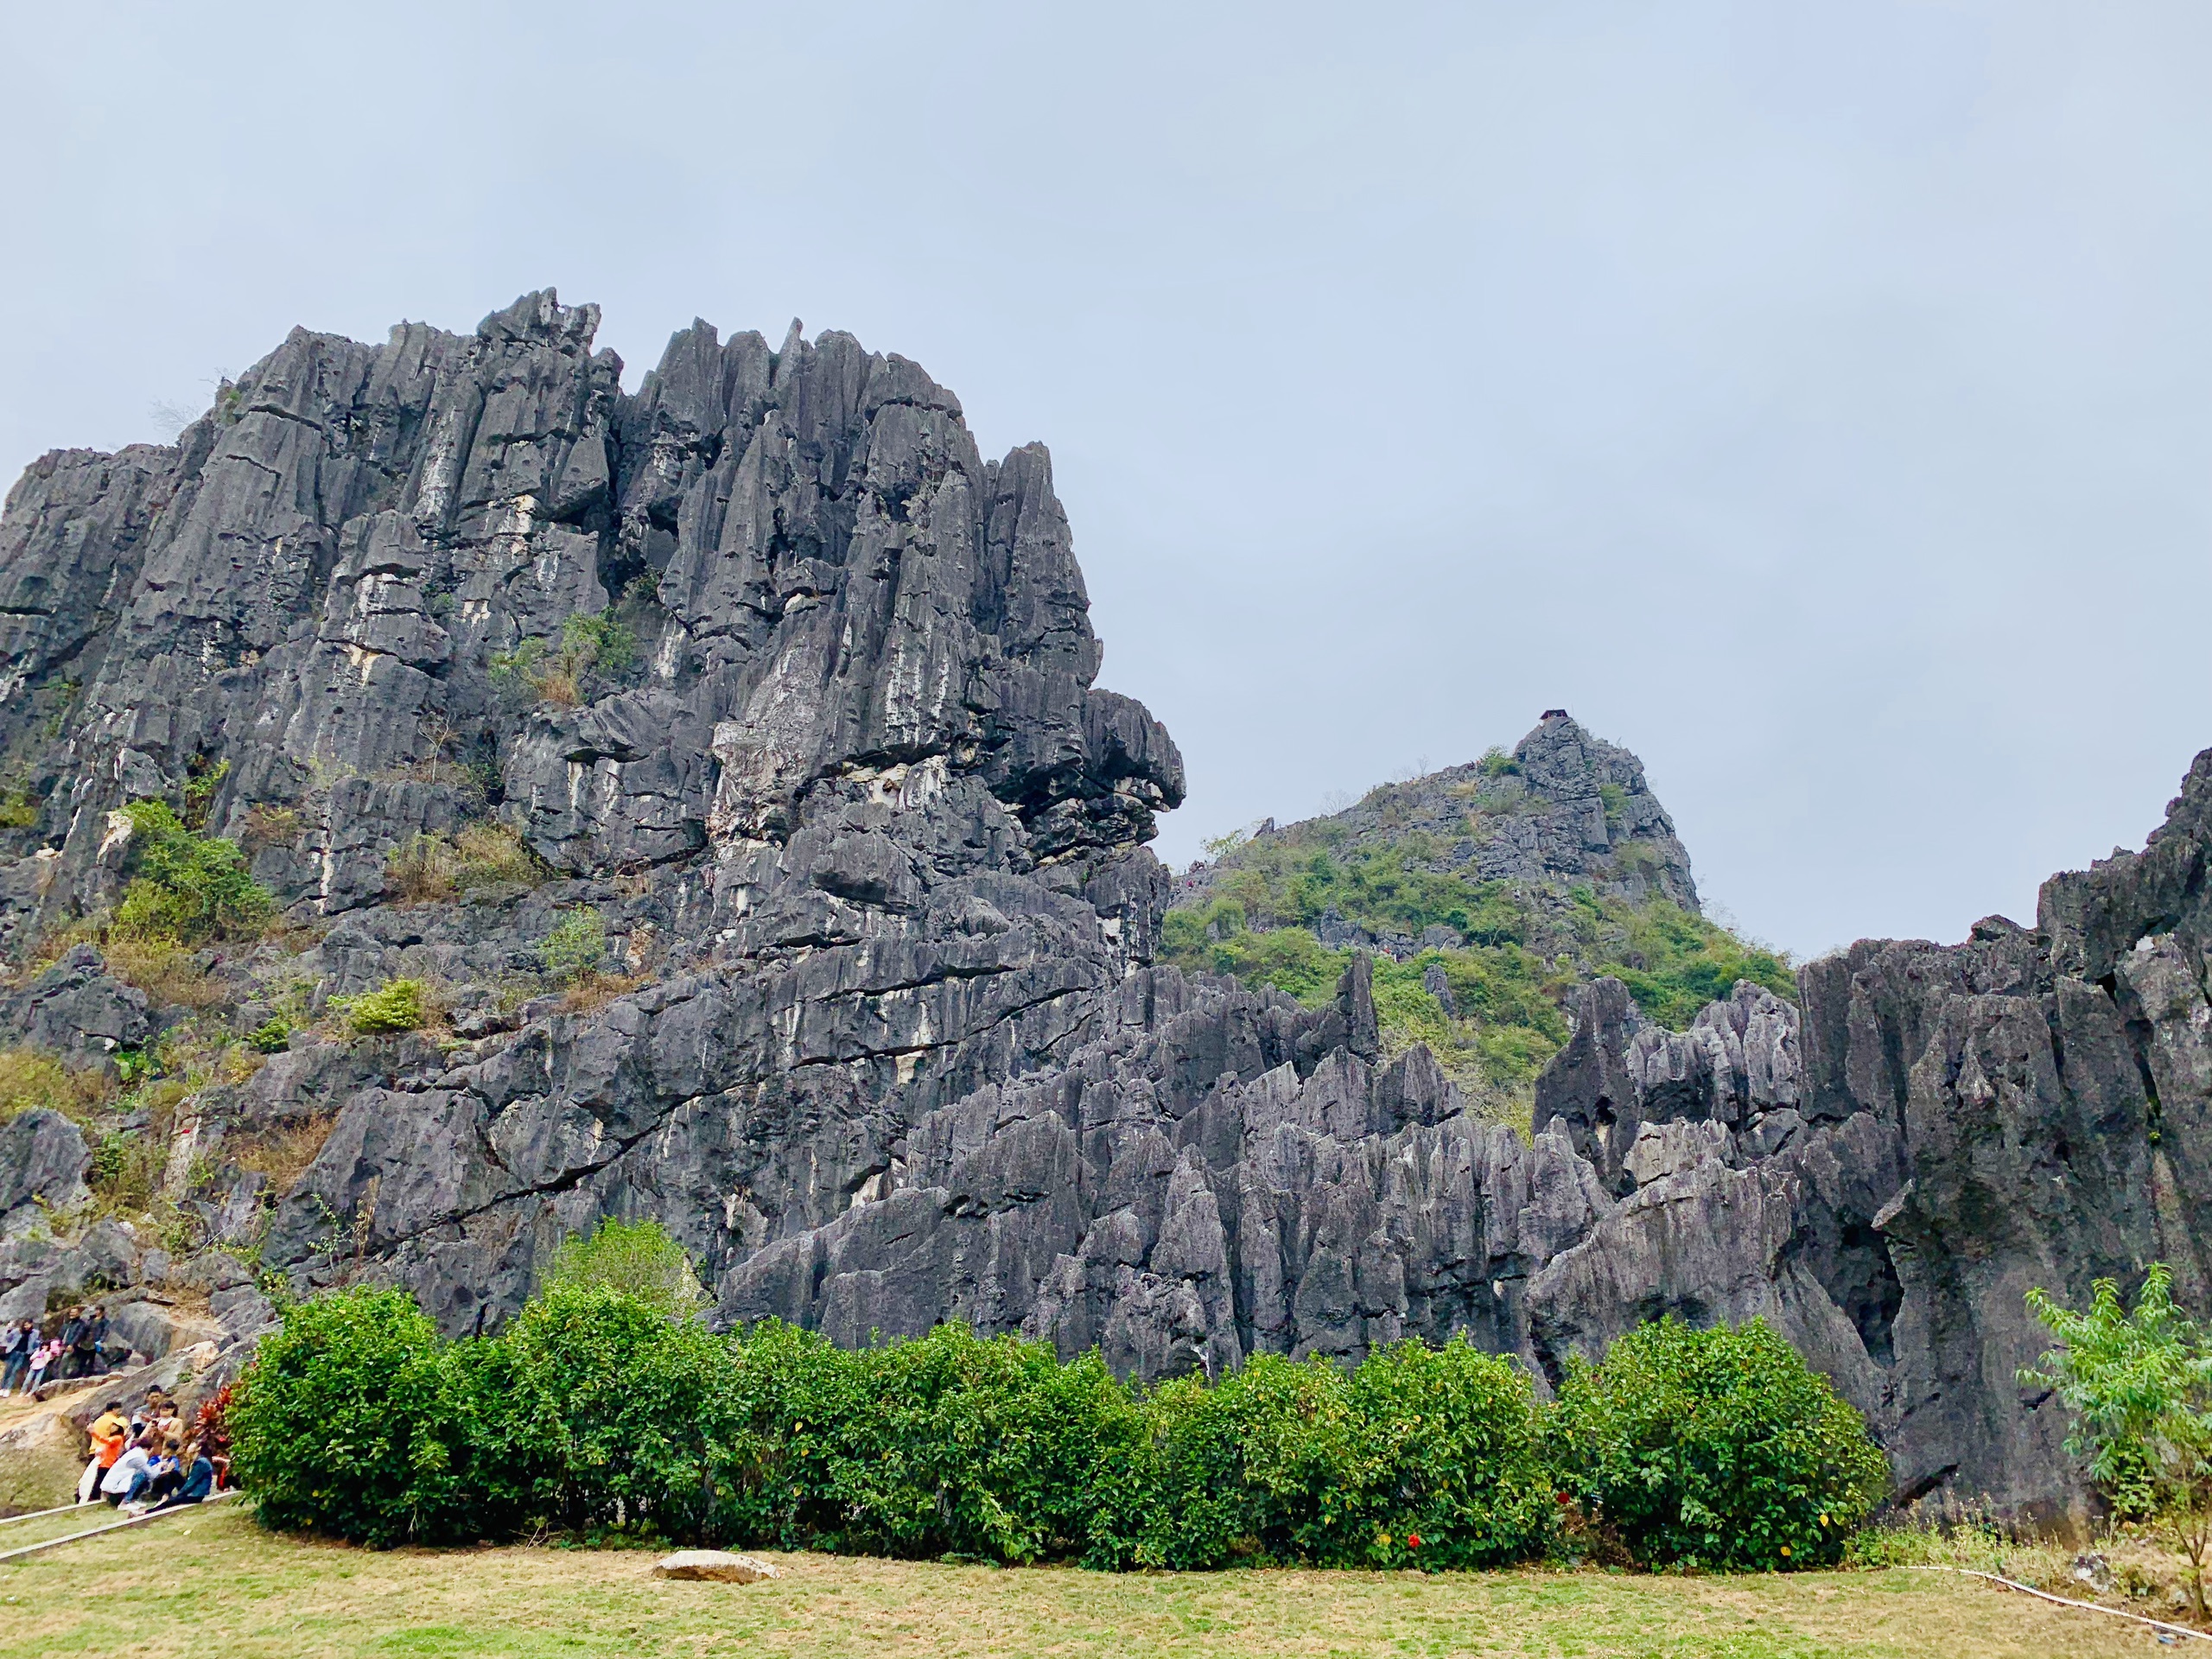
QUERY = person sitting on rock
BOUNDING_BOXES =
[137,1440,214,1515]
[23,1338,61,1395]
[99,1433,156,1507]
[130,1388,170,1440]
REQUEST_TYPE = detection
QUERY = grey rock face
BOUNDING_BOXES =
[0,291,1179,941]
[0,947,152,1068]
[1,289,2207,1532]
[0,1109,90,1233]
[1531,747,2212,1524]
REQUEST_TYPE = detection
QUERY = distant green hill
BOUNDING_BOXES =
[1162,713,1794,1127]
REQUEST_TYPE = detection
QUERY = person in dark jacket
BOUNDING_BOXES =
[55,1309,81,1380]
[139,1441,215,1514]
[71,1306,107,1379]
[55,1307,86,1380]
[0,1318,30,1395]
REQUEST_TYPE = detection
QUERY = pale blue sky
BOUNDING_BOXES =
[4,2,2206,956]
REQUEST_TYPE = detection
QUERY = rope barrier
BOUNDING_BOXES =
[0,1491,238,1565]
[0,1501,99,1531]
[1908,1563,2212,1643]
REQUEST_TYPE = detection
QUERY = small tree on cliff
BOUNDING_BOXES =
[543,1217,708,1321]
[2024,1264,2212,1618]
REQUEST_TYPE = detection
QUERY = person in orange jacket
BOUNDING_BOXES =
[79,1402,128,1504]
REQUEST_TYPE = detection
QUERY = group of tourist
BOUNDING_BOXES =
[0,1305,120,1395]
[79,1389,220,1516]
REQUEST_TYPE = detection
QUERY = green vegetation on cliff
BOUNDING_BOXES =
[1161,781,1795,1120]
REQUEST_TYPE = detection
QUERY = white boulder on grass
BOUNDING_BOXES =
[652,1551,781,1583]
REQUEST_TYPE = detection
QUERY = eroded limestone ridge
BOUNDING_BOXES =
[0,291,2206,1530]
[1175,710,1701,958]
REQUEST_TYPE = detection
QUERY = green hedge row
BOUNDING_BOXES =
[229,1287,1890,1571]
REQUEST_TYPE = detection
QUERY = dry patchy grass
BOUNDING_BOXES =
[223,1113,337,1193]
[0,1506,2176,1659]
[101,935,221,1011]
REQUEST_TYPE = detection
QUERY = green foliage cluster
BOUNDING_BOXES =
[113,798,276,944]
[543,1216,706,1318]
[1090,1339,1554,1571]
[541,908,607,987]
[332,978,429,1035]
[491,610,636,708]
[0,1047,115,1126]
[2024,1264,2212,1615]
[0,779,41,830]
[1548,1317,1891,1571]
[1163,823,1796,1109]
[229,1231,1888,1571]
[181,758,231,830]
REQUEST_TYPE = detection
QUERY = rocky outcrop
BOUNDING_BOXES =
[1529,749,2212,1523]
[0,288,1184,1338]
[0,1110,89,1235]
[0,289,2205,1531]
[1173,709,1700,957]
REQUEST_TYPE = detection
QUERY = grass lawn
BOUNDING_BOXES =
[0,1504,2168,1658]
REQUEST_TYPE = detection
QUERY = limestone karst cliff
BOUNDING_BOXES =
[0,292,2206,1529]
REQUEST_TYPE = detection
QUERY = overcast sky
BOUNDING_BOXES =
[4,2,2206,957]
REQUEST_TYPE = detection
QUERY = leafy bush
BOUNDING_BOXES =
[542,908,607,987]
[230,1271,1872,1574]
[1089,1353,1357,1569]
[112,798,276,944]
[2024,1264,2212,1616]
[544,1216,707,1319]
[486,1284,749,1543]
[1333,1337,1558,1569]
[228,1287,488,1548]
[1089,1343,1554,1571]
[334,978,429,1035]
[0,780,41,830]
[1548,1317,1890,1570]
[181,758,231,830]
[815,1325,1141,1563]
[248,1017,292,1054]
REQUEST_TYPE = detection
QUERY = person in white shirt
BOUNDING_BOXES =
[100,1435,154,1507]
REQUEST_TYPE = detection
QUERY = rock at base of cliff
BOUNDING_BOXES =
[652,1550,781,1583]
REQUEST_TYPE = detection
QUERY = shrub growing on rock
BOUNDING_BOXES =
[544,1216,708,1319]
[1548,1316,1891,1570]
[113,798,275,944]
[0,1047,114,1125]
[541,908,607,987]
[335,978,429,1035]
[387,822,543,903]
